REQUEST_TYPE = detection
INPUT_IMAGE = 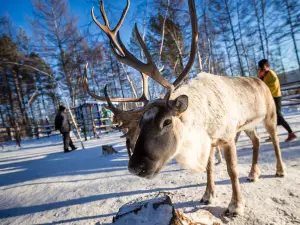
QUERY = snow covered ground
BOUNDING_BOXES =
[1,109,300,225]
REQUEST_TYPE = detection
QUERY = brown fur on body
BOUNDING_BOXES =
[129,73,285,216]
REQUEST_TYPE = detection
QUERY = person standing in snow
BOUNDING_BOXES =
[45,117,51,137]
[55,105,78,153]
[258,59,296,142]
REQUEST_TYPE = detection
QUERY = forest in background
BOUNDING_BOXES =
[0,0,299,137]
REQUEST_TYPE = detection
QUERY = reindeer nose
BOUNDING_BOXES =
[128,160,146,176]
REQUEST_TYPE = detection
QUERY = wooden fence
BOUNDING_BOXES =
[281,81,300,107]
[0,116,115,143]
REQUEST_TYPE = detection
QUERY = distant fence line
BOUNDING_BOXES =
[281,81,300,107]
[0,116,115,143]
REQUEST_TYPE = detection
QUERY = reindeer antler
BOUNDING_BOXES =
[91,0,129,56]
[92,1,172,90]
[83,0,198,155]
[83,63,148,103]
[173,0,198,88]
[88,0,198,101]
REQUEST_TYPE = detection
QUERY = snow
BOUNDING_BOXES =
[1,109,300,225]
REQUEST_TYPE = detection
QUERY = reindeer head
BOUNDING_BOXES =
[129,95,190,178]
[84,0,198,179]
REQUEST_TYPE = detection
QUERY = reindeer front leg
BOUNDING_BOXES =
[126,138,132,158]
[223,141,245,216]
[201,147,216,204]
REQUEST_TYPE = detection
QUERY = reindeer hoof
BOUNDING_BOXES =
[247,166,260,182]
[276,163,286,177]
[247,174,260,182]
[247,178,255,182]
[225,199,244,216]
[200,191,216,205]
[200,199,210,205]
[224,209,238,217]
[215,160,222,165]
[275,172,285,177]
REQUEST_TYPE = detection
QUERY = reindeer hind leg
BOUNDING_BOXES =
[216,146,223,164]
[245,129,261,182]
[264,111,286,177]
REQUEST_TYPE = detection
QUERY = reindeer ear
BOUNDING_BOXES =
[172,95,188,113]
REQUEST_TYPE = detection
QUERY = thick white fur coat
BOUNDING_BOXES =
[172,73,274,173]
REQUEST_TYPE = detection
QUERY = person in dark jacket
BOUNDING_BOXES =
[55,105,77,153]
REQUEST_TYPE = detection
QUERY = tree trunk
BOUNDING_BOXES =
[203,0,210,73]
[159,0,170,63]
[225,40,234,76]
[252,0,266,59]
[236,0,251,75]
[284,0,300,73]
[30,101,36,123]
[108,52,118,97]
[50,4,74,105]
[225,0,245,76]
[41,92,47,118]
[0,108,5,126]
[209,39,216,74]
[166,27,184,76]
[18,74,32,136]
[120,63,138,98]
[276,39,287,81]
[12,69,29,135]
[51,93,58,112]
[116,63,125,98]
[197,42,203,73]
[37,98,43,123]
[251,45,259,75]
[260,0,270,60]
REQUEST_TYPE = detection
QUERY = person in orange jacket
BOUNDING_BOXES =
[258,59,296,142]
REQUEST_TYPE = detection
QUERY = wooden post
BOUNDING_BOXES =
[96,104,101,131]
[35,125,39,140]
[15,122,21,147]
[89,104,98,139]
[7,127,11,141]
[84,105,91,139]
[81,104,87,141]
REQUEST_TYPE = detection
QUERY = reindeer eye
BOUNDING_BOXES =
[163,119,172,127]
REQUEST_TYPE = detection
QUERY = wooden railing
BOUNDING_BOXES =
[0,116,116,143]
[281,82,300,107]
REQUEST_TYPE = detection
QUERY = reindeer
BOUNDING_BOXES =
[84,0,286,216]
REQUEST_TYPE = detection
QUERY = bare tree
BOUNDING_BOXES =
[30,0,82,106]
[275,0,300,72]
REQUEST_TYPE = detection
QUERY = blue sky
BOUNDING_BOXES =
[0,0,141,42]
[1,0,299,72]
